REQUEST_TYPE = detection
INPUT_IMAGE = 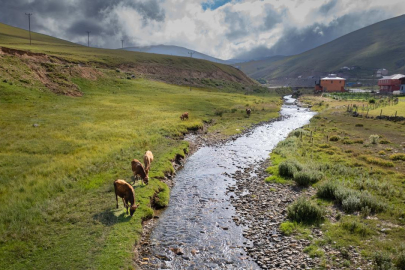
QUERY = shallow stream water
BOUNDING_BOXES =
[148,96,316,269]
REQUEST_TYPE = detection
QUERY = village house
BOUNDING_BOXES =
[315,74,346,92]
[376,68,388,78]
[378,74,405,93]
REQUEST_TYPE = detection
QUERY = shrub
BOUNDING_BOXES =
[317,181,338,200]
[343,139,354,144]
[360,155,395,167]
[380,139,391,144]
[329,135,340,141]
[293,170,323,186]
[342,194,361,213]
[355,124,364,127]
[369,98,376,104]
[354,139,364,144]
[395,251,405,270]
[279,221,297,236]
[287,197,324,224]
[278,159,302,178]
[390,153,405,161]
[379,150,386,155]
[230,108,237,113]
[360,191,386,213]
[373,252,393,270]
[341,220,372,237]
[303,245,324,258]
[369,134,380,144]
[318,144,330,148]
[293,129,307,137]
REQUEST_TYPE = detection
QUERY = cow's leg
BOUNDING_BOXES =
[115,194,119,209]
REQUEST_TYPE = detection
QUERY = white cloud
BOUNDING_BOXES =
[1,0,405,60]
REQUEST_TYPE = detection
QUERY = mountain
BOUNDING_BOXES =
[238,15,405,81]
[122,45,243,64]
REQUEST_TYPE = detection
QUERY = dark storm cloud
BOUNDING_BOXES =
[236,9,392,60]
[223,7,250,40]
[223,3,283,41]
[262,4,284,30]
[319,0,338,14]
[0,0,165,47]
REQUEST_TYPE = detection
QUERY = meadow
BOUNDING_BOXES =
[0,65,282,269]
[269,95,405,269]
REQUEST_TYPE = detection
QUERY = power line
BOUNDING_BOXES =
[86,31,90,47]
[25,13,32,45]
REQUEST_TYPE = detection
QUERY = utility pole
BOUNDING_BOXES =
[188,52,195,58]
[86,31,90,47]
[121,39,124,49]
[25,13,33,45]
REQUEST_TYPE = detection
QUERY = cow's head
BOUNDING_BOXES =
[130,203,140,216]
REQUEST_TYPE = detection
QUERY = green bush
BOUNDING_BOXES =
[329,135,341,141]
[279,221,297,236]
[341,220,372,237]
[380,139,391,144]
[395,251,405,270]
[360,191,387,213]
[293,129,307,137]
[355,124,364,127]
[278,159,302,178]
[317,181,338,200]
[373,252,393,270]
[293,170,323,186]
[287,197,324,224]
[342,194,361,213]
[369,134,380,144]
[390,153,405,161]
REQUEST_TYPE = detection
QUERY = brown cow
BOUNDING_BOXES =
[114,179,139,216]
[143,150,154,175]
[131,159,149,185]
[246,108,251,116]
[180,112,189,120]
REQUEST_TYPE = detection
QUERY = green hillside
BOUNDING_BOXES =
[0,22,255,89]
[240,14,405,80]
[0,24,281,269]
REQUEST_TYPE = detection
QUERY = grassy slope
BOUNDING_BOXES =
[0,24,283,269]
[268,96,405,269]
[240,15,405,80]
[0,23,249,83]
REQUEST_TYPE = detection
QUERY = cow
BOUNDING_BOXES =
[143,150,154,176]
[180,112,189,120]
[131,159,149,185]
[246,108,251,117]
[113,179,139,216]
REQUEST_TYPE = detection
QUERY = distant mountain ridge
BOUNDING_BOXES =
[238,15,405,81]
[122,45,244,65]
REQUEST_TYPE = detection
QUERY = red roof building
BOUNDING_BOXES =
[378,74,405,93]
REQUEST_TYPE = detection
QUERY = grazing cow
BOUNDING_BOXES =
[143,150,154,175]
[246,108,251,116]
[114,179,139,216]
[131,159,149,185]
[180,112,189,120]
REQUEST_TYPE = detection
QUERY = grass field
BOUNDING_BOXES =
[268,96,405,269]
[0,24,283,269]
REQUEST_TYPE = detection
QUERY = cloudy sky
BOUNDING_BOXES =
[2,0,405,60]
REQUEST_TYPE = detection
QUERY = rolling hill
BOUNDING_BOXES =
[0,22,256,93]
[122,44,243,64]
[239,14,405,81]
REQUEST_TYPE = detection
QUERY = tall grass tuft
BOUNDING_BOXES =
[287,197,324,224]
[293,170,323,186]
[278,159,302,178]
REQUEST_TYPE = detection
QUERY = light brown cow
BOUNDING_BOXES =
[114,179,139,216]
[131,159,149,185]
[143,150,154,175]
[180,112,189,120]
[246,108,251,116]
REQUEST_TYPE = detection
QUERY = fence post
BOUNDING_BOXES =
[380,109,382,117]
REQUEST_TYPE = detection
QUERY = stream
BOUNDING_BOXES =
[145,96,316,269]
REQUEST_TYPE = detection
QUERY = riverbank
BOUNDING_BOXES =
[0,74,284,269]
[135,96,315,269]
[266,95,405,269]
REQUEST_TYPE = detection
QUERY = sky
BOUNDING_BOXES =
[2,0,405,60]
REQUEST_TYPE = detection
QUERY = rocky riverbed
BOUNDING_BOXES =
[228,161,319,269]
